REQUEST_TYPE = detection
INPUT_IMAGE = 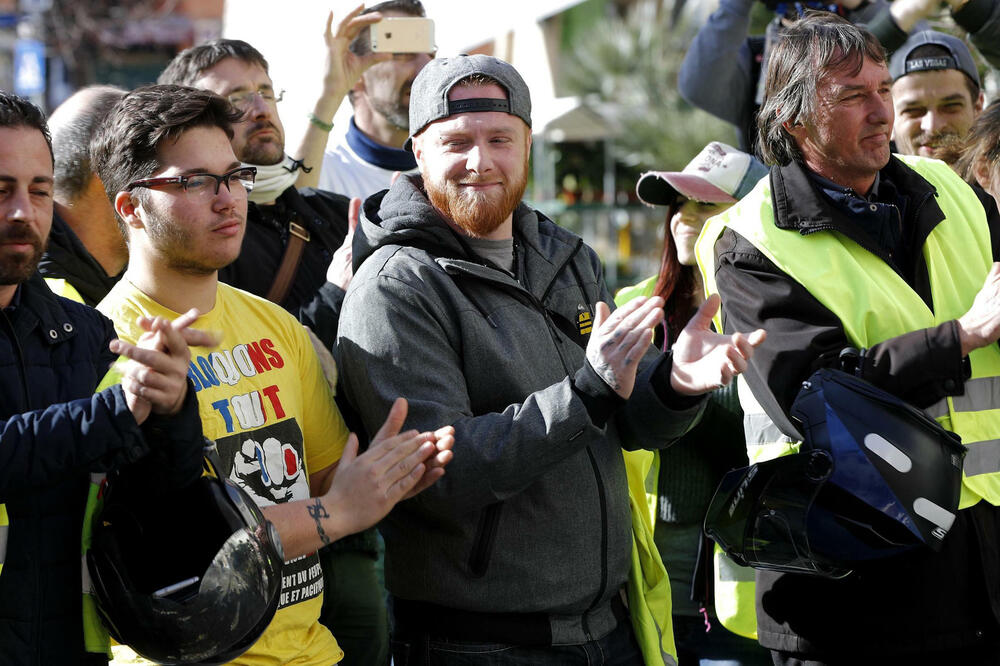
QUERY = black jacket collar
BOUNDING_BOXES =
[37,211,121,307]
[771,156,941,252]
[6,272,78,345]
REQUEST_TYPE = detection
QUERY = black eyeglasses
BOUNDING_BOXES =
[126,167,257,201]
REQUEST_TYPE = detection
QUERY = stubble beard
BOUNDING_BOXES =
[143,202,240,276]
[372,98,410,131]
[914,130,964,165]
[425,161,528,238]
[369,81,413,131]
[239,121,285,166]
[0,224,45,286]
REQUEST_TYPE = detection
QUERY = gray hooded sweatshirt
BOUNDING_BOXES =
[337,175,705,645]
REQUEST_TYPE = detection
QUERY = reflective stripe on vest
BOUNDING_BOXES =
[706,376,787,640]
[696,155,1000,509]
[738,377,798,463]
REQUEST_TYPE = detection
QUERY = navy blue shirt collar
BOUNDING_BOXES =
[345,117,418,172]
[805,167,907,268]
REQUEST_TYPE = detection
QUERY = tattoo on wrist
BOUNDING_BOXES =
[307,498,332,546]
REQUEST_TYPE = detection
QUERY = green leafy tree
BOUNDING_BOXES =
[561,0,738,172]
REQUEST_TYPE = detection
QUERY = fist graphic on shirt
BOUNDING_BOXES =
[230,436,307,505]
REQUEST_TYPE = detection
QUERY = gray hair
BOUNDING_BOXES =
[756,11,885,166]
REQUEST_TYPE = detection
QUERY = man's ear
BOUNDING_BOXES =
[782,117,806,142]
[412,134,424,168]
[975,90,985,115]
[114,191,145,231]
[353,71,367,96]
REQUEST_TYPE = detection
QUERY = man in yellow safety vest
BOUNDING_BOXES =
[696,11,1000,665]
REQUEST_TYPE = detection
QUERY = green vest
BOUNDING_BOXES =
[696,156,1000,639]
[697,154,1000,510]
[615,277,756,649]
[615,277,676,664]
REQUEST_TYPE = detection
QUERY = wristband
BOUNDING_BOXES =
[307,113,334,132]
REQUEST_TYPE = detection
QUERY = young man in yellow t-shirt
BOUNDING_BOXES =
[91,84,453,666]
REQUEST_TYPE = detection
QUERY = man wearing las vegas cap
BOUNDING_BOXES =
[336,54,765,664]
[889,30,988,167]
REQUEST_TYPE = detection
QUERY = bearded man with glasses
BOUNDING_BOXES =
[91,85,454,666]
[158,10,388,350]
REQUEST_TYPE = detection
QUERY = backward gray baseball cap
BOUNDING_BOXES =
[889,30,981,88]
[405,54,532,151]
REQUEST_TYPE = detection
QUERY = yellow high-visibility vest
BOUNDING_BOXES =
[616,276,758,644]
[697,154,1000,508]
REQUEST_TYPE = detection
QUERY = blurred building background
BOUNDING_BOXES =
[1,0,996,290]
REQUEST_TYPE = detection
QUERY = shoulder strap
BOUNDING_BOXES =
[265,217,310,305]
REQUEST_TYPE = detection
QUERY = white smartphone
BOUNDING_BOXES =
[371,17,436,54]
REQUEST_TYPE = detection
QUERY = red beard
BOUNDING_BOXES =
[425,161,528,238]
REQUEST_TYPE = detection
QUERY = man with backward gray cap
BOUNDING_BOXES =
[336,54,766,664]
[889,30,996,168]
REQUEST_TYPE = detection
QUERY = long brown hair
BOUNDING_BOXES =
[651,199,700,346]
[958,99,1000,189]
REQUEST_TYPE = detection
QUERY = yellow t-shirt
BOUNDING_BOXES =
[98,278,348,666]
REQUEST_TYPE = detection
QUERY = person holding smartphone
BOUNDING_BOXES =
[319,0,436,201]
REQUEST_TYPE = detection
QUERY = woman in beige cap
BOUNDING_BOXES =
[617,142,771,666]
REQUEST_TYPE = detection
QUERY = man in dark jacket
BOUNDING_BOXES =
[39,85,127,306]
[0,91,208,665]
[337,54,765,664]
[699,13,1000,664]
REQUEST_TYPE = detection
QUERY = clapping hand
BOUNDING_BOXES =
[585,297,666,399]
[110,309,219,424]
[328,197,361,289]
[670,294,766,395]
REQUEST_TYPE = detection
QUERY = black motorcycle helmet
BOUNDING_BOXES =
[87,448,284,664]
[705,368,966,578]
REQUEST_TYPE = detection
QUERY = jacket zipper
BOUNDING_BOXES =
[801,223,892,265]
[509,238,612,636]
[0,310,30,409]
[528,239,614,630]
[582,447,608,641]
[800,190,936,275]
[468,503,503,577]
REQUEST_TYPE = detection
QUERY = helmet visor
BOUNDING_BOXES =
[705,450,852,578]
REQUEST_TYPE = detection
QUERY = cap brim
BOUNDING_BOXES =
[636,171,737,207]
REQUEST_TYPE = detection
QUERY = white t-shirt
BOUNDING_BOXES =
[318,117,418,201]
